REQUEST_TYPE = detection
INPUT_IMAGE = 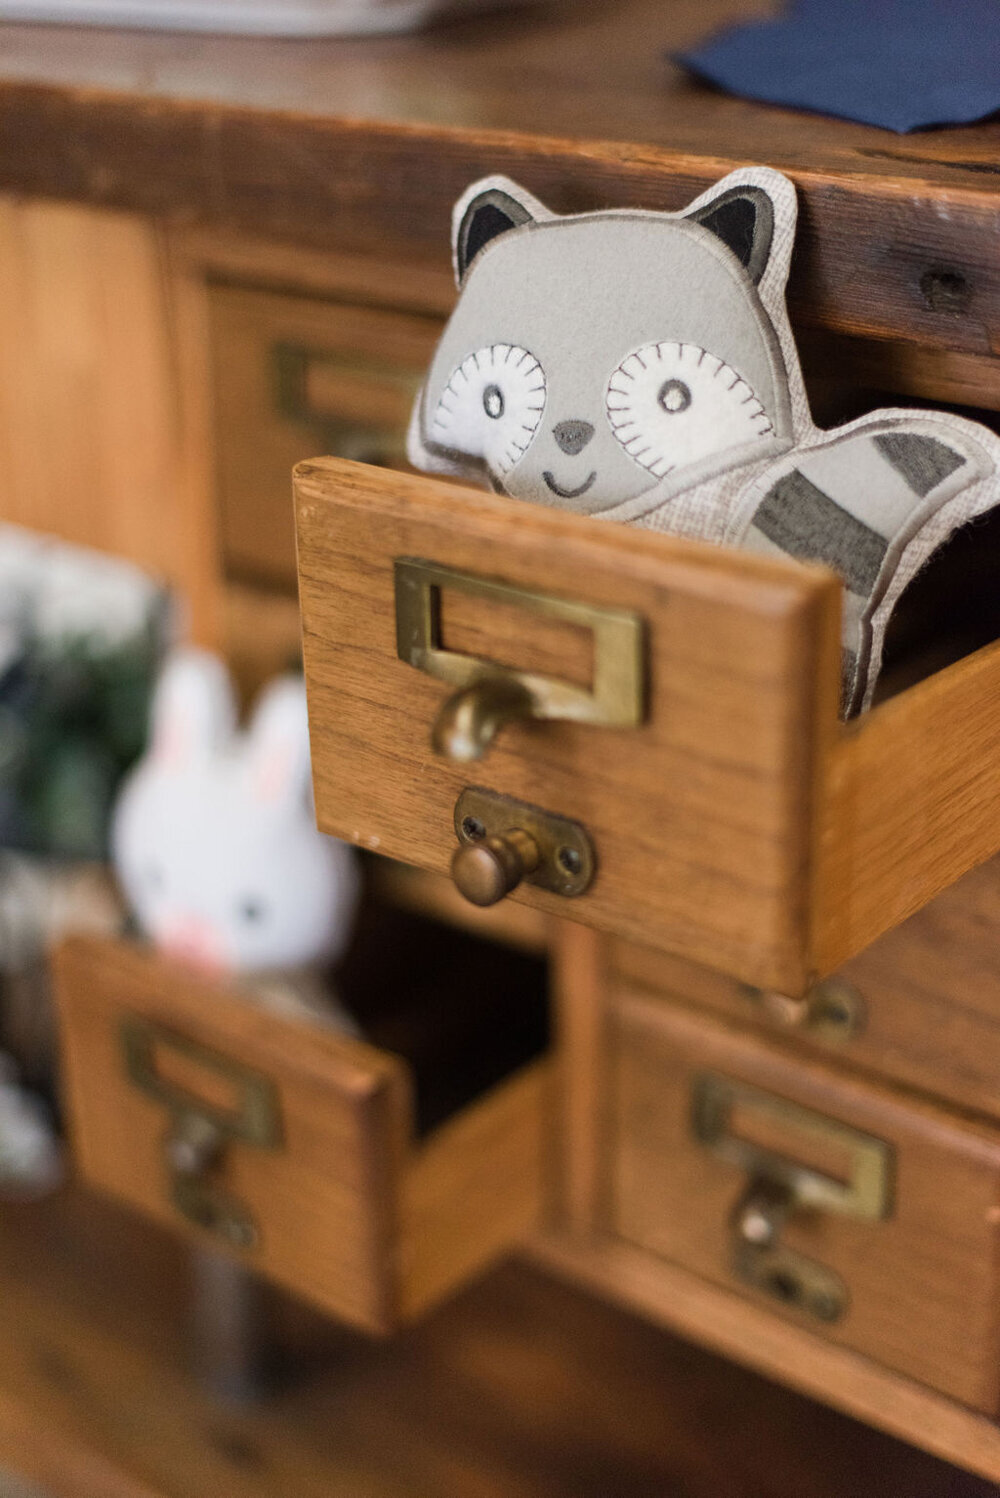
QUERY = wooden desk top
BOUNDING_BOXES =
[0,0,998,351]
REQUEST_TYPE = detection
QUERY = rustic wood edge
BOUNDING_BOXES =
[0,1388,166,1498]
[527,1231,1000,1483]
[2,84,999,355]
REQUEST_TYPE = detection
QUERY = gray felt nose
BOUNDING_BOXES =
[553,420,595,456]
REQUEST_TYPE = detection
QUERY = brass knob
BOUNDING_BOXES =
[432,678,536,762]
[732,1177,797,1247]
[451,828,540,907]
[167,1114,224,1178]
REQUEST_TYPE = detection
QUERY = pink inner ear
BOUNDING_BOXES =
[153,719,189,771]
[254,745,292,804]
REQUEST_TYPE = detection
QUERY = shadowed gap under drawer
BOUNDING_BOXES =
[330,863,549,1136]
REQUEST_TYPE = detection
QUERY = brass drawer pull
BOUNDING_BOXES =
[394,557,645,761]
[121,1018,282,1252]
[451,787,595,905]
[693,1074,893,1323]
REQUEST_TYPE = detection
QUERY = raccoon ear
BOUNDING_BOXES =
[685,185,775,286]
[452,177,547,284]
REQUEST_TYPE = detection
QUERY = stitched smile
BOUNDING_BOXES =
[543,471,597,499]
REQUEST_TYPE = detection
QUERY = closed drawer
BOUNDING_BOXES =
[210,284,444,591]
[614,854,1000,1123]
[610,989,1000,1412]
[295,456,1000,996]
[54,934,551,1333]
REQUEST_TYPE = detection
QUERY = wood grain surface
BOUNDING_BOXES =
[815,633,1000,972]
[610,989,1000,1413]
[209,282,444,591]
[615,853,1000,1125]
[0,197,187,583]
[0,1,1000,375]
[0,1185,992,1498]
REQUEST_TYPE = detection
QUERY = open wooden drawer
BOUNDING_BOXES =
[295,456,1000,997]
[53,934,552,1333]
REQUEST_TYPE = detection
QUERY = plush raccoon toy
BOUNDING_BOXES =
[407,168,1000,715]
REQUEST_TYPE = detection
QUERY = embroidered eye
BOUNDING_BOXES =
[658,379,691,414]
[606,342,773,480]
[483,384,504,419]
[430,345,546,476]
[239,897,266,925]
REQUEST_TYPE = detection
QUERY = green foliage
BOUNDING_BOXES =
[0,624,162,860]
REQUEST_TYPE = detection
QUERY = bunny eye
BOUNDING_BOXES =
[239,897,267,925]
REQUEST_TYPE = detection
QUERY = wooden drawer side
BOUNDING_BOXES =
[814,637,1000,974]
[400,1060,552,1321]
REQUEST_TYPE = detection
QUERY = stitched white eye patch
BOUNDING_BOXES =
[606,342,774,480]
[429,343,546,476]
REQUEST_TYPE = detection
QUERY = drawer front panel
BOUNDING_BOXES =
[611,990,1000,1412]
[210,284,444,591]
[613,853,1000,1122]
[296,457,840,995]
[55,935,549,1333]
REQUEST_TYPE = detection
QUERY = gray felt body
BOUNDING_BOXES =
[408,168,1000,715]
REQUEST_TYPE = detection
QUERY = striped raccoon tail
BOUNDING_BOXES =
[729,414,1000,715]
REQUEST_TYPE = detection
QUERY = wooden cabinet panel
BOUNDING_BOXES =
[610,990,1000,1412]
[614,853,1000,1123]
[209,282,444,591]
[0,199,180,579]
[54,934,551,1334]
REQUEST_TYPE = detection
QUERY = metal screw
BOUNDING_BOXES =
[229,1220,258,1251]
[461,815,487,841]
[817,996,851,1032]
[811,1290,843,1323]
[557,845,583,876]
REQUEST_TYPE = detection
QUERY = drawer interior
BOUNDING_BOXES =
[609,989,1000,1413]
[54,911,552,1333]
[328,862,549,1136]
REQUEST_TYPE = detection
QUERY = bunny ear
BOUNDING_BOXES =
[246,675,313,809]
[148,648,237,769]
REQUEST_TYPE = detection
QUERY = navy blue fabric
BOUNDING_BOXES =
[675,0,1000,133]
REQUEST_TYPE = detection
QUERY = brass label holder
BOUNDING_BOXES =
[273,341,418,469]
[693,1073,893,1324]
[121,1017,282,1253]
[394,557,645,761]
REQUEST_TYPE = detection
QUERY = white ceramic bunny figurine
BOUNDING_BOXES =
[111,648,361,1031]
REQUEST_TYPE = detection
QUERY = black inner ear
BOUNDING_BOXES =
[687,186,774,285]
[457,189,534,282]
